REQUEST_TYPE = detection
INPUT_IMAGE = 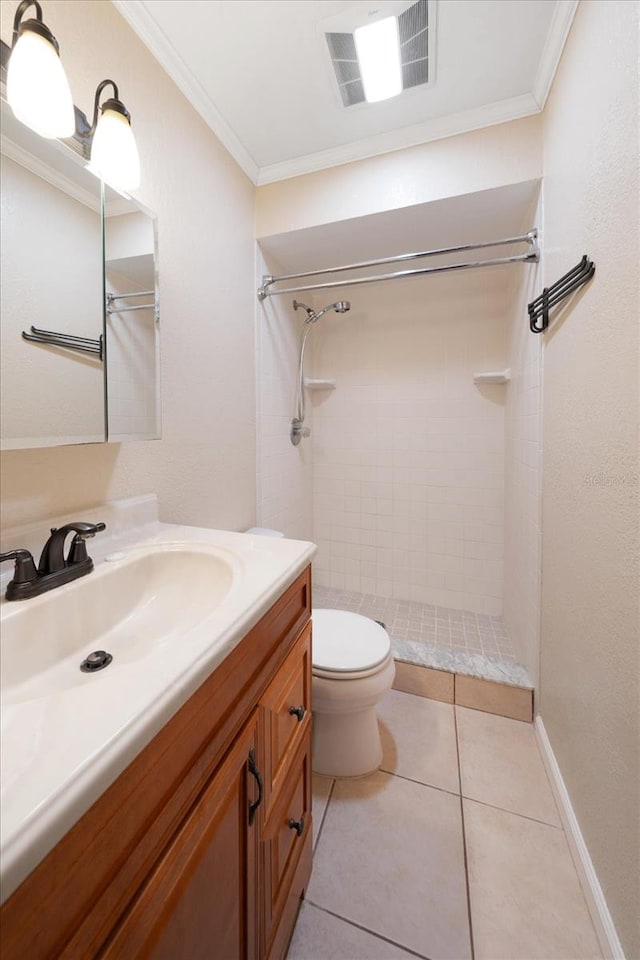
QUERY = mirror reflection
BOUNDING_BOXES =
[0,99,160,450]
[104,189,160,442]
[0,100,105,449]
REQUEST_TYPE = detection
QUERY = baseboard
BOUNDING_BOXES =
[534,716,625,960]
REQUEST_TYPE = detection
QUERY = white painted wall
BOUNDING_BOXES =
[0,0,256,532]
[539,2,639,955]
[256,115,542,237]
[310,272,509,614]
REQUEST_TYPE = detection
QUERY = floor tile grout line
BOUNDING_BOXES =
[380,758,564,832]
[461,794,563,830]
[379,765,461,799]
[312,777,336,853]
[304,900,433,960]
[454,704,476,960]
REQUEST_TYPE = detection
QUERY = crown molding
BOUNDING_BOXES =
[111,0,260,184]
[0,135,101,212]
[532,0,579,108]
[256,93,540,185]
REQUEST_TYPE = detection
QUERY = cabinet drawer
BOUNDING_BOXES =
[261,622,311,811]
[262,733,312,952]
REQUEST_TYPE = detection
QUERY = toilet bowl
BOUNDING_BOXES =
[244,529,395,778]
[311,608,395,778]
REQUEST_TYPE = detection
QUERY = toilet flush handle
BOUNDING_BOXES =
[289,705,305,722]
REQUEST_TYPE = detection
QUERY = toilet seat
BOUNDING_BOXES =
[312,609,392,679]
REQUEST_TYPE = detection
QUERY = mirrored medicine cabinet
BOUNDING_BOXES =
[0,98,160,450]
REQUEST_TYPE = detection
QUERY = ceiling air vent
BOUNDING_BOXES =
[325,0,430,107]
[326,33,364,107]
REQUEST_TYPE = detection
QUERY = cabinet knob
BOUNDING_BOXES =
[288,705,305,722]
[288,817,305,837]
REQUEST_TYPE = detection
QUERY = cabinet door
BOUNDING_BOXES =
[100,714,262,960]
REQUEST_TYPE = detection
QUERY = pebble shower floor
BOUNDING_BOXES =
[312,585,533,689]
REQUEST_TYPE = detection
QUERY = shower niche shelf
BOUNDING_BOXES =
[304,378,336,390]
[473,369,511,385]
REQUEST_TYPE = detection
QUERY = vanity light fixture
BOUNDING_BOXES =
[87,78,140,191]
[6,0,75,138]
[354,15,402,103]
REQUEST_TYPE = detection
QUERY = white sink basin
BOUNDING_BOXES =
[1,543,238,704]
[0,506,316,906]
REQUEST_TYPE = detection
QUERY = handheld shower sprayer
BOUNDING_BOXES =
[294,299,351,324]
[291,299,351,444]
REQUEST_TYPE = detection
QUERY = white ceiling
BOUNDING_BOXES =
[113,0,577,185]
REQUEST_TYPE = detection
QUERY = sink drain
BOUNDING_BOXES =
[80,650,113,673]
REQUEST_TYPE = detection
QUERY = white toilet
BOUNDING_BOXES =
[311,608,395,778]
[246,528,396,778]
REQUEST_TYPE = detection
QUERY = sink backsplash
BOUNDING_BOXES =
[0,494,161,592]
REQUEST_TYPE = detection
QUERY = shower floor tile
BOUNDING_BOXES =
[312,585,533,689]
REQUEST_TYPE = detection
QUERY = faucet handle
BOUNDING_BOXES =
[0,549,38,585]
[67,522,107,565]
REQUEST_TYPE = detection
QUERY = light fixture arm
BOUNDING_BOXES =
[88,78,130,136]
[11,0,60,52]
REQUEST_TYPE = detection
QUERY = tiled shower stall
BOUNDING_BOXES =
[256,200,543,691]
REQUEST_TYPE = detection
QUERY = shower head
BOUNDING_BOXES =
[293,299,351,323]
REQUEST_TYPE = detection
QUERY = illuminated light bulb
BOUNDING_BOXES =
[7,18,75,138]
[88,85,140,192]
[354,16,402,104]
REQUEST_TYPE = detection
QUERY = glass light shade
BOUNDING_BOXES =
[354,16,402,104]
[89,107,140,191]
[6,29,75,138]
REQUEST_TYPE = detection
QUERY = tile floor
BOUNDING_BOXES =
[313,586,533,688]
[287,690,601,960]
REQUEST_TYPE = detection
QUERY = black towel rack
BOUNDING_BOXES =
[22,325,103,360]
[528,255,595,333]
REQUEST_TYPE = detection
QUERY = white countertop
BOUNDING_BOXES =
[0,514,315,903]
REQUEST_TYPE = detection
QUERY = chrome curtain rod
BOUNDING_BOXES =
[107,290,155,301]
[107,302,155,314]
[257,230,538,300]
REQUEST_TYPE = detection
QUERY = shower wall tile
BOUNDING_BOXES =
[310,273,509,615]
[256,250,314,541]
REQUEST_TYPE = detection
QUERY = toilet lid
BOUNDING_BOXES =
[312,609,391,673]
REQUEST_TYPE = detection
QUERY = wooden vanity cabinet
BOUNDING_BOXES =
[0,567,313,960]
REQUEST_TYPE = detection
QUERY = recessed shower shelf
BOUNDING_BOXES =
[304,378,336,390]
[473,369,511,384]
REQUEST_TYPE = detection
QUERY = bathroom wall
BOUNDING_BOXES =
[310,272,510,615]
[502,191,543,687]
[256,114,542,238]
[255,248,314,541]
[538,1,640,955]
[0,0,256,531]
